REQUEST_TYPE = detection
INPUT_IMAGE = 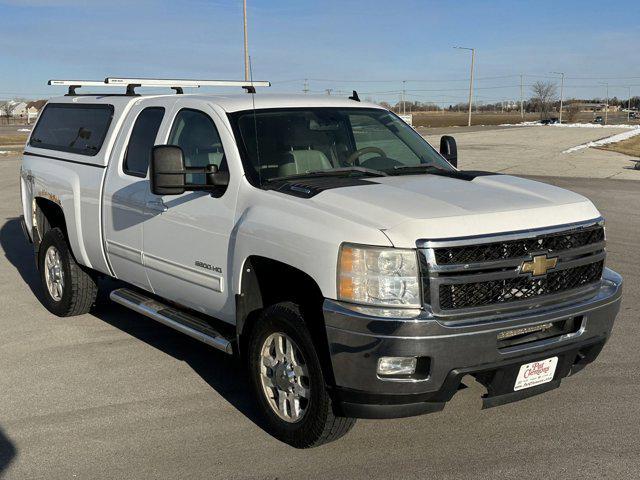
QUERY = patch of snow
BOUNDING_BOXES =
[498,121,541,127]
[17,128,31,132]
[0,150,12,155]
[551,123,638,129]
[562,126,640,153]
[498,121,638,129]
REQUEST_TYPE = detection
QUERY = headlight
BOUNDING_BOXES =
[337,244,421,307]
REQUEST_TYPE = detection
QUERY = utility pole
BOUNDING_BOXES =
[605,83,609,125]
[454,46,475,126]
[551,72,565,123]
[628,86,632,122]
[599,82,609,125]
[243,0,249,81]
[402,80,406,115]
[303,79,309,94]
[520,74,524,119]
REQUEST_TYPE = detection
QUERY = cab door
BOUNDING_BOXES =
[102,101,169,290]
[142,101,238,322]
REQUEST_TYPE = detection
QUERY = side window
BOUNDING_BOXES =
[168,109,226,185]
[123,107,165,177]
[29,103,114,156]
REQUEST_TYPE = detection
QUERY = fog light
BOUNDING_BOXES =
[377,357,417,376]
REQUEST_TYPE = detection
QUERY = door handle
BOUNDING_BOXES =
[146,199,168,212]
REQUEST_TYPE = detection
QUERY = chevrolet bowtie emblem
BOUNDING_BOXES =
[520,254,558,276]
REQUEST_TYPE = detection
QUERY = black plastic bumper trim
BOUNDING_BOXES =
[340,400,446,419]
[333,336,607,419]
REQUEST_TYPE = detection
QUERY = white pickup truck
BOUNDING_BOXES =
[20,78,622,448]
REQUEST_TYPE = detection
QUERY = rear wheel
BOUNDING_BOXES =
[248,302,356,448]
[38,227,98,316]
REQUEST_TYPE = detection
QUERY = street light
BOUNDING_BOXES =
[551,72,565,123]
[454,46,475,127]
[243,0,249,81]
[599,82,609,125]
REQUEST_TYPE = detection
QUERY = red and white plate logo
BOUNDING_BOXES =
[514,357,558,391]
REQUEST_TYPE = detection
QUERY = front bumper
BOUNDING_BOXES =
[324,268,623,419]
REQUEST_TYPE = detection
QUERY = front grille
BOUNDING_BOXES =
[434,225,604,265]
[439,260,604,310]
[419,221,606,315]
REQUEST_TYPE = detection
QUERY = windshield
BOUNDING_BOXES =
[229,107,453,185]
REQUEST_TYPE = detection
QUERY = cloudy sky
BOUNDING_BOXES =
[1,0,639,104]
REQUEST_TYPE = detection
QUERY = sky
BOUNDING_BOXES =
[1,0,639,105]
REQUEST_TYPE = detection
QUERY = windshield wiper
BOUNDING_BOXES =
[387,164,451,175]
[265,166,388,184]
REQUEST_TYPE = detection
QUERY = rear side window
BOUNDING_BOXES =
[123,107,165,177]
[29,103,114,156]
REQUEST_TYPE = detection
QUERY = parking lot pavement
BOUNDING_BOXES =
[424,125,640,180]
[0,154,638,480]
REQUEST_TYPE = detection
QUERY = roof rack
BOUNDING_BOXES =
[48,77,271,96]
[48,80,109,96]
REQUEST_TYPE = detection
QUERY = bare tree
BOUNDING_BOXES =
[530,81,558,121]
[0,101,17,118]
[565,102,580,123]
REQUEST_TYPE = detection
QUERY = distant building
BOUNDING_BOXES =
[10,102,28,117]
[575,103,620,112]
[27,100,47,121]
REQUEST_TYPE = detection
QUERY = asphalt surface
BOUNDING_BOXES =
[0,155,638,479]
[424,125,639,180]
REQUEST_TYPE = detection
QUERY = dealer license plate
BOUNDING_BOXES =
[514,357,558,391]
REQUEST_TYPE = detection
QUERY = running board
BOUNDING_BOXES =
[110,288,233,354]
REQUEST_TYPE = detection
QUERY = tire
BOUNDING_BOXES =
[248,302,356,448]
[38,227,98,316]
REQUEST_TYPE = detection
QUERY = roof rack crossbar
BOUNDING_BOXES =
[48,78,271,95]
[48,80,109,96]
[104,77,271,91]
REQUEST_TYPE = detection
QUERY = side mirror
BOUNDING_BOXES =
[150,145,230,196]
[206,164,230,187]
[440,135,458,168]
[150,145,186,196]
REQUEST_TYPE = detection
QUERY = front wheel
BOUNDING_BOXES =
[248,302,356,448]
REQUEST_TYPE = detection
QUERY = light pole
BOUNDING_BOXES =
[599,82,609,125]
[551,72,564,123]
[243,0,249,81]
[454,46,475,127]
[520,74,524,119]
[628,86,632,122]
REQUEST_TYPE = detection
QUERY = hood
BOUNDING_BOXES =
[310,173,601,248]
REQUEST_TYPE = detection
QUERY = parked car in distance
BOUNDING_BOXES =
[540,117,559,125]
[594,115,604,124]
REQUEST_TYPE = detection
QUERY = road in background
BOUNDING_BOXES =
[0,146,638,479]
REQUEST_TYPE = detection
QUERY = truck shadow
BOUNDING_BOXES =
[0,217,43,299]
[92,295,266,431]
[0,217,267,437]
[0,428,17,477]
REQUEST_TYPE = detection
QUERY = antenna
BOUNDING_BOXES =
[249,56,263,187]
